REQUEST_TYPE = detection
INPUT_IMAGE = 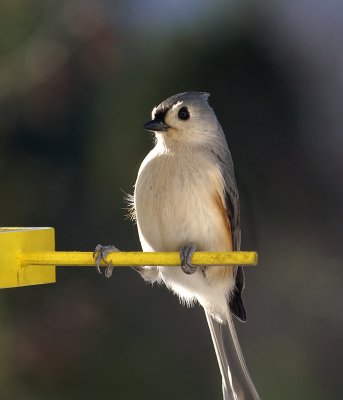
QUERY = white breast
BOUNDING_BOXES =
[134,144,234,318]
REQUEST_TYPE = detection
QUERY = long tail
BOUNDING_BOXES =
[205,308,261,400]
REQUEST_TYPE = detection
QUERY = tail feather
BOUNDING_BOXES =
[230,266,247,322]
[205,307,260,400]
[229,293,247,322]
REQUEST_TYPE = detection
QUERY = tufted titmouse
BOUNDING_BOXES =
[95,92,260,400]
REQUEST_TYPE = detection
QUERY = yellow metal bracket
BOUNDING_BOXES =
[0,227,258,289]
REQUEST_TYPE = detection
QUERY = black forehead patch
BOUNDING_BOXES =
[154,109,167,122]
[154,91,210,118]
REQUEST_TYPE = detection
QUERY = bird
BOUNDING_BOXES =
[95,92,260,400]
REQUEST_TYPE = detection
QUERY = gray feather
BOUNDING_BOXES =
[209,112,246,322]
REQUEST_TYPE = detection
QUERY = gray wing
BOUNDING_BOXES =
[211,141,246,322]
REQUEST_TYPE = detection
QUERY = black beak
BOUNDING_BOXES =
[143,119,169,132]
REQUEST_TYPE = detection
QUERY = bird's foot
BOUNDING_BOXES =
[180,243,198,275]
[93,244,120,278]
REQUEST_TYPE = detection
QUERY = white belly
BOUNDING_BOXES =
[134,147,234,318]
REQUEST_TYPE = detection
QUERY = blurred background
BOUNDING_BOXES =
[0,0,342,399]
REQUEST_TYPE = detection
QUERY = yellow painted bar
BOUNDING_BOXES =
[19,251,258,267]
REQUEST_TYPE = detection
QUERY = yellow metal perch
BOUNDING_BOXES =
[0,227,258,289]
[19,251,258,267]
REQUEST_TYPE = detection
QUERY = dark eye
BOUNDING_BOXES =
[178,107,190,121]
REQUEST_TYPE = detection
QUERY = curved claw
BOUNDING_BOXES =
[180,243,198,275]
[93,244,120,278]
[105,261,114,279]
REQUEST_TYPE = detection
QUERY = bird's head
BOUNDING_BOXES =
[144,92,223,148]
